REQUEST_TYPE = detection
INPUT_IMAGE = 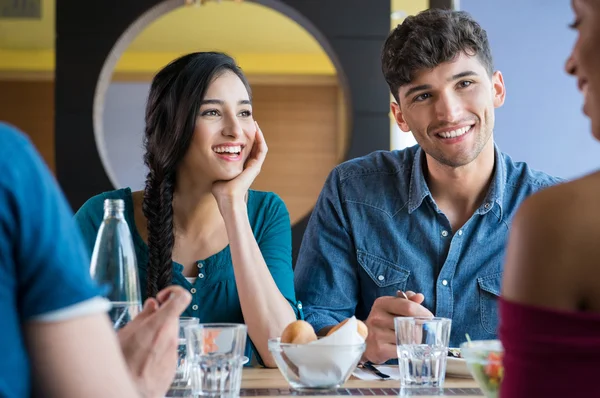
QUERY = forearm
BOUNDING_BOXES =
[26,314,141,398]
[221,199,296,367]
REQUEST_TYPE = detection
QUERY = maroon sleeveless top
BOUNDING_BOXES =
[500,298,600,397]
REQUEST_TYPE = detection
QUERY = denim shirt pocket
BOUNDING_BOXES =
[477,272,502,335]
[357,250,411,300]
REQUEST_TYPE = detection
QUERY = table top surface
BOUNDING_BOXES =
[167,368,483,397]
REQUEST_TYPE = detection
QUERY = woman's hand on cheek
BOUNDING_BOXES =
[212,121,267,210]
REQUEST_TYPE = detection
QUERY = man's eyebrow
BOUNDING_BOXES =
[404,84,432,99]
[448,71,479,81]
[403,71,480,99]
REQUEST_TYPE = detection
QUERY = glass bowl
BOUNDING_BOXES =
[268,337,366,391]
[459,340,504,398]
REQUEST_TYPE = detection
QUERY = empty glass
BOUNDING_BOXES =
[394,317,452,388]
[171,317,201,388]
[89,199,142,329]
[185,323,247,398]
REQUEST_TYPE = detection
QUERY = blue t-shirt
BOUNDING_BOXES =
[74,187,302,362]
[0,123,103,397]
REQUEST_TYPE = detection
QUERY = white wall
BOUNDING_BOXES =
[461,0,599,179]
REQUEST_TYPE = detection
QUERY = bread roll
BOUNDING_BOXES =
[280,320,317,344]
[326,318,369,339]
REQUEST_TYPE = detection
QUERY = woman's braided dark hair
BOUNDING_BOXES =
[142,52,251,298]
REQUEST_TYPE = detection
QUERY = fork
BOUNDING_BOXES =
[360,361,391,379]
[358,290,410,380]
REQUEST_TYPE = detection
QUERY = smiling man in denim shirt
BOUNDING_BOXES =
[294,9,563,364]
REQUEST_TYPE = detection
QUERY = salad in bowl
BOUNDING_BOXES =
[459,339,504,397]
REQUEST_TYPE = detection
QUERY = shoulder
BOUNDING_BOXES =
[334,146,418,182]
[501,152,565,191]
[77,188,132,211]
[0,123,49,185]
[0,124,71,223]
[74,188,133,222]
[0,122,32,154]
[247,190,288,216]
[502,172,600,307]
[513,172,600,234]
[324,147,417,205]
[247,190,291,240]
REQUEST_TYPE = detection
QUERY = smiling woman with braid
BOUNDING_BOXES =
[74,52,300,367]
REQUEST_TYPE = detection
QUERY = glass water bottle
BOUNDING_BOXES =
[90,199,142,329]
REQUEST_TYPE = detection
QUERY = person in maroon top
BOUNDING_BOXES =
[500,0,600,396]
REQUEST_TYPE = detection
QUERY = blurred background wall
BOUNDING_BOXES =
[461,0,596,180]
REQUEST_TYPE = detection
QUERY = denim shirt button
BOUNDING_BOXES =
[484,202,492,209]
[199,273,205,279]
[190,288,197,294]
[441,230,449,237]
[377,275,385,281]
[442,279,448,286]
[192,304,198,310]
[457,230,463,236]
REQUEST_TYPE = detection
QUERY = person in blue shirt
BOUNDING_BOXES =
[75,52,300,368]
[0,122,191,398]
[294,8,563,364]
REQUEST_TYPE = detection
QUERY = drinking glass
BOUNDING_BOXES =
[185,323,247,397]
[394,317,452,388]
[171,317,201,388]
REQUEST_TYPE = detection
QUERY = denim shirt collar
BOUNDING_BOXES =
[407,144,506,221]
[407,147,431,214]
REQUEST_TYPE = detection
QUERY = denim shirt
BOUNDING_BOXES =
[294,144,563,348]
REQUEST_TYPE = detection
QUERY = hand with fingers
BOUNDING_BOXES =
[363,290,433,364]
[117,286,192,398]
[212,121,267,210]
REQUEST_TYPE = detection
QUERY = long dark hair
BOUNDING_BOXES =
[142,52,251,298]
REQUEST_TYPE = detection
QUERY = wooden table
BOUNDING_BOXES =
[169,368,484,397]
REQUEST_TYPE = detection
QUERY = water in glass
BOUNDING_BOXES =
[185,323,247,398]
[394,317,452,388]
[397,343,448,387]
